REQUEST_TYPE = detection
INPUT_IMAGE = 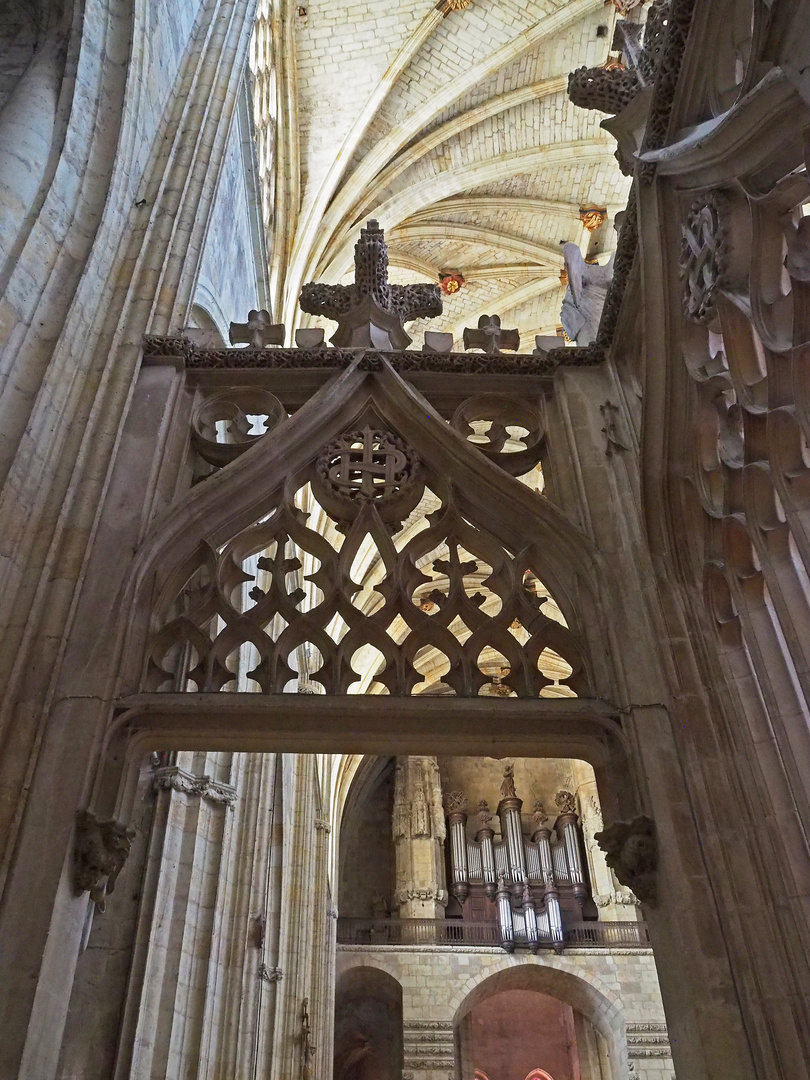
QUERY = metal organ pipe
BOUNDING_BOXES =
[447,808,469,902]
[557,810,587,902]
[521,882,540,953]
[496,874,515,952]
[543,871,564,950]
[531,824,554,880]
[498,795,527,883]
[476,824,497,900]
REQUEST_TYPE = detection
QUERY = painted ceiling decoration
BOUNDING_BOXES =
[251,0,641,350]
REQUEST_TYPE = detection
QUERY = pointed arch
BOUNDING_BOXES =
[117,358,617,700]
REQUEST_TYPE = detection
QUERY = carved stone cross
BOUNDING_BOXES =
[229,309,285,348]
[463,314,520,355]
[299,219,443,350]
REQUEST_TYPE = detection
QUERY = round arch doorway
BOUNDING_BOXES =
[455,968,618,1080]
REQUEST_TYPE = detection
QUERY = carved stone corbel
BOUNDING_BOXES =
[74,809,135,912]
[594,815,657,904]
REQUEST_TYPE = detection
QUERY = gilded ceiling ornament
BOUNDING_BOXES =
[607,0,646,12]
[439,272,465,295]
[579,205,608,232]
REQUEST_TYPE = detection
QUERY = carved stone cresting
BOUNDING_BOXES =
[229,309,285,348]
[153,765,238,807]
[74,810,135,912]
[595,816,657,904]
[681,194,727,324]
[143,337,605,374]
[299,220,442,350]
[463,314,520,355]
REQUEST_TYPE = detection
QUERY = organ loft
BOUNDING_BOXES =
[0,1,809,1080]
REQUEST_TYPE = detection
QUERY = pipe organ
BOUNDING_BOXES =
[445,767,591,951]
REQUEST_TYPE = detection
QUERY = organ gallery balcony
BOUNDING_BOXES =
[336,918,650,951]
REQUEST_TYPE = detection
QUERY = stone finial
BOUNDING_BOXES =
[445,790,467,814]
[595,815,658,905]
[422,331,454,354]
[463,314,520,355]
[555,789,577,815]
[299,220,442,350]
[74,809,135,912]
[229,309,285,348]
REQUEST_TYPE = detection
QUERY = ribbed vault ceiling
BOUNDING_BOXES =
[254,0,633,348]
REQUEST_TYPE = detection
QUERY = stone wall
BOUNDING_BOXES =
[337,945,674,1080]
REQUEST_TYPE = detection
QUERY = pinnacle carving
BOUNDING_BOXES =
[299,220,442,349]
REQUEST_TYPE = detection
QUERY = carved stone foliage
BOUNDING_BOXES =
[595,816,657,905]
[153,765,238,807]
[681,195,727,325]
[144,339,605,375]
[74,810,135,912]
[679,172,810,704]
[145,413,586,698]
[451,394,545,477]
[191,388,286,468]
[555,789,577,814]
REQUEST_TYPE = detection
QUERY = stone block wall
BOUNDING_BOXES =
[337,945,674,1080]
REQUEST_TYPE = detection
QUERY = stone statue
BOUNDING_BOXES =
[595,815,658,905]
[560,242,615,346]
[500,763,517,798]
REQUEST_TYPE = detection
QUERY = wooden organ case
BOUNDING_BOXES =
[445,767,595,951]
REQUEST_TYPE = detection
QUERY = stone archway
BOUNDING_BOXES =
[452,962,626,1080]
[334,965,404,1080]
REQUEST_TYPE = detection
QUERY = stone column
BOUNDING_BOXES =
[268,754,319,1080]
[393,757,448,920]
